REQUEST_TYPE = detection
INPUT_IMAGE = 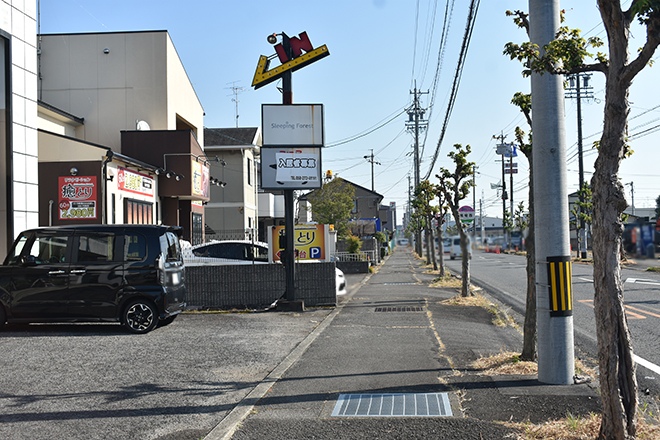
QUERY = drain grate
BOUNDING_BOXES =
[332,393,452,417]
[374,306,424,312]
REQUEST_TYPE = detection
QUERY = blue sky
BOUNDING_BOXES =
[39,1,660,224]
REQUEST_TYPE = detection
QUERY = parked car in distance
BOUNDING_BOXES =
[449,236,472,260]
[181,240,347,295]
[0,225,186,334]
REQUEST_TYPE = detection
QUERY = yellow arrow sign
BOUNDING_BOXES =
[252,45,330,90]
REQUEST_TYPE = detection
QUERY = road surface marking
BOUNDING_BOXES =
[634,355,660,376]
[625,278,660,286]
[578,300,646,320]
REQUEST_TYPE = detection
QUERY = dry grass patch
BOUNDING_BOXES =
[430,273,462,289]
[506,412,660,440]
[472,351,538,376]
[441,293,512,328]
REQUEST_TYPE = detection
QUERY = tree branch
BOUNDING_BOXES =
[622,12,660,84]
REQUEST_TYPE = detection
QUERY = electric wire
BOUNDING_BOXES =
[422,0,481,180]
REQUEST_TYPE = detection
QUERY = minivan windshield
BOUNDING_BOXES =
[4,234,30,265]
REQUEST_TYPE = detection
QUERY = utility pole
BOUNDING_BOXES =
[530,0,575,385]
[565,73,593,259]
[406,81,428,256]
[493,133,509,248]
[626,181,635,215]
[509,151,514,250]
[364,149,381,192]
[472,166,478,239]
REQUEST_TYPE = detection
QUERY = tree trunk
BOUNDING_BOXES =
[437,225,445,278]
[429,220,438,271]
[425,225,433,267]
[593,3,638,437]
[521,157,537,361]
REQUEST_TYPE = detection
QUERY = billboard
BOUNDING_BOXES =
[262,104,324,146]
[59,176,97,220]
[261,147,322,189]
[271,224,327,261]
[117,167,154,197]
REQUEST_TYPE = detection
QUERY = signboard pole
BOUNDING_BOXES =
[282,37,297,304]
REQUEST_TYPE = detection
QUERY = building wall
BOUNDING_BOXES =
[1,0,39,256]
[204,147,258,233]
[39,31,203,152]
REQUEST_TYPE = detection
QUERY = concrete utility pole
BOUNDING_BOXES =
[529,0,575,385]
[364,149,381,192]
[406,82,428,256]
[565,73,593,259]
[493,133,509,248]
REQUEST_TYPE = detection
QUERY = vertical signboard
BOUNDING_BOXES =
[191,161,210,199]
[271,224,327,261]
[59,176,97,220]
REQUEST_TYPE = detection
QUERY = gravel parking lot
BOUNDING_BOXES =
[0,310,332,440]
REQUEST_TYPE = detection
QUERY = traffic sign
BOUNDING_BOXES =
[458,205,475,224]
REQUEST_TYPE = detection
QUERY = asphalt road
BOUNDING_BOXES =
[0,309,333,440]
[443,250,660,401]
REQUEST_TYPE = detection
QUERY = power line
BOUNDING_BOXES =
[423,0,481,180]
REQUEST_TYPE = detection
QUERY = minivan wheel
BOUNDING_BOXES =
[123,300,158,334]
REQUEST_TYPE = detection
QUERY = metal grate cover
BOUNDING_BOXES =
[374,306,424,312]
[332,393,452,417]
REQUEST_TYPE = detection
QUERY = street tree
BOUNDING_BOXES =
[511,91,537,362]
[305,177,355,239]
[505,3,660,438]
[412,181,440,270]
[436,144,475,297]
[435,197,450,278]
[570,183,594,259]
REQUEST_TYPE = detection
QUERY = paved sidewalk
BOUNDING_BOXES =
[205,247,601,440]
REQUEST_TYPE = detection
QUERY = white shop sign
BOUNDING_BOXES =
[262,104,324,146]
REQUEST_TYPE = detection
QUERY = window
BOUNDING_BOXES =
[76,234,117,262]
[28,235,69,264]
[159,231,181,262]
[125,199,153,225]
[192,213,203,245]
[252,245,269,262]
[247,158,252,186]
[125,233,147,261]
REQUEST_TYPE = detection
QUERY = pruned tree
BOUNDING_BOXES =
[436,144,475,297]
[412,181,440,270]
[306,177,355,239]
[435,198,450,278]
[505,3,660,438]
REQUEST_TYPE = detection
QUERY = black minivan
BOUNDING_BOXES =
[0,225,186,334]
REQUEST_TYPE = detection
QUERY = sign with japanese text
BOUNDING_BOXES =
[261,147,322,189]
[59,176,97,220]
[271,224,326,261]
[117,167,154,197]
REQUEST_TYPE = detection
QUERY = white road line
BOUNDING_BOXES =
[634,354,660,376]
[626,278,660,286]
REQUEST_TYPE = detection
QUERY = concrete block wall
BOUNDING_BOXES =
[185,262,337,309]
